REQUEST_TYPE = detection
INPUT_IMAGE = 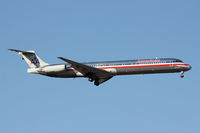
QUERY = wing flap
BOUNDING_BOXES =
[98,76,113,84]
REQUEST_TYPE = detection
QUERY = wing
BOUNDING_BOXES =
[58,57,114,85]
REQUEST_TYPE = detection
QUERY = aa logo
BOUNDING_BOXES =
[31,57,39,65]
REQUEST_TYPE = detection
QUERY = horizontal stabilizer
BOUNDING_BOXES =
[8,49,34,54]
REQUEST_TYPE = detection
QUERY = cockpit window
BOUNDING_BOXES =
[175,59,183,62]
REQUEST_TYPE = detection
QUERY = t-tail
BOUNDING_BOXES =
[9,49,49,73]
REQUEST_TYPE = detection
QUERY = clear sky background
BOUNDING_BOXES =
[0,0,200,133]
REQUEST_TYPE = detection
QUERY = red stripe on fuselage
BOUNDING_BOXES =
[66,63,189,71]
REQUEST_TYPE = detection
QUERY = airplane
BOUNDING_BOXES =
[9,49,192,86]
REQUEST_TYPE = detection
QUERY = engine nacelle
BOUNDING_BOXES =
[42,65,66,73]
[104,68,117,74]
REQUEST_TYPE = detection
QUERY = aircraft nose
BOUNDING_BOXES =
[185,64,192,71]
[188,65,192,70]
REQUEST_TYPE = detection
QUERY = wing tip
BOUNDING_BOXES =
[57,57,64,59]
[58,57,68,62]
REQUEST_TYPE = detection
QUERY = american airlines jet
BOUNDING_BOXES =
[9,49,192,86]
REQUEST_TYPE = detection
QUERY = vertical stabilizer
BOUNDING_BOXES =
[9,49,49,68]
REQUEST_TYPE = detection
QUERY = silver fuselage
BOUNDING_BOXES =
[34,58,191,78]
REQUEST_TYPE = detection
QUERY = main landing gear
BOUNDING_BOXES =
[180,71,184,78]
[88,78,94,82]
[88,77,100,86]
[94,80,100,86]
[87,72,100,86]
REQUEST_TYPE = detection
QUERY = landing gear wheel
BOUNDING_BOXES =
[88,78,94,82]
[94,81,100,86]
[180,71,184,78]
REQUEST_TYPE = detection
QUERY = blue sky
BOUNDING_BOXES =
[0,0,200,133]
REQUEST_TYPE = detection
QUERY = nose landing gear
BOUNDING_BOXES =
[180,71,184,78]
